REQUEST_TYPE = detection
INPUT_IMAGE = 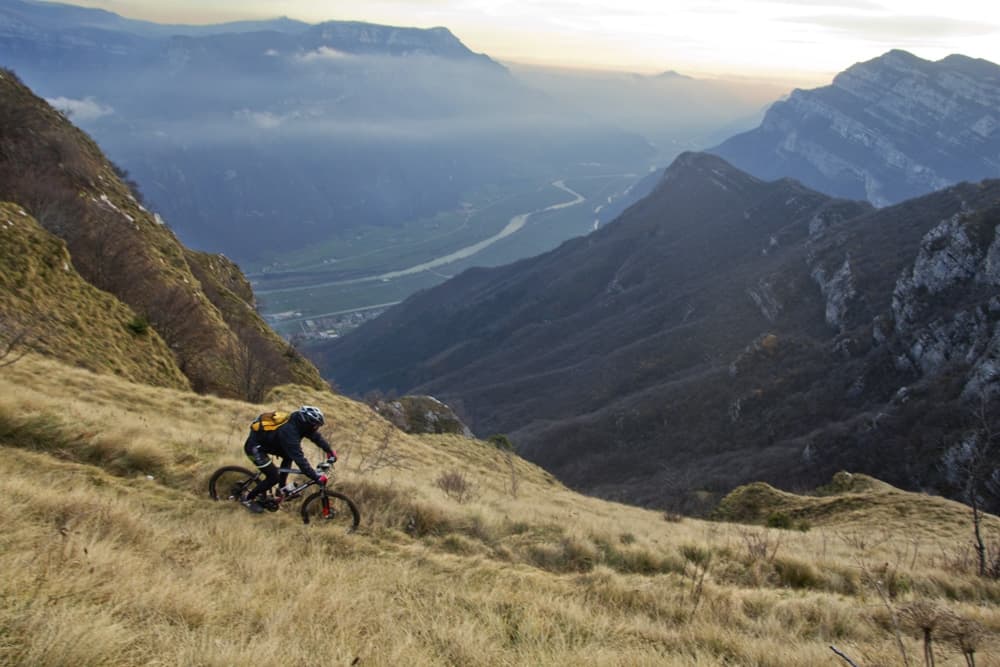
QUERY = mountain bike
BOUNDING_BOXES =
[208,459,360,530]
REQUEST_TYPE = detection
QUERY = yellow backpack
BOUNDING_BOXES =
[251,411,291,432]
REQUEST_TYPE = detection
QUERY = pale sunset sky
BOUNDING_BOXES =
[47,0,1000,85]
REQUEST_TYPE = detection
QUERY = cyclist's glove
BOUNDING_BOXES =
[326,451,338,463]
[317,474,328,486]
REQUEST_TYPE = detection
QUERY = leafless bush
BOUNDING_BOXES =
[0,167,86,238]
[143,285,216,358]
[503,450,520,499]
[435,469,477,504]
[678,544,712,617]
[740,528,781,564]
[858,558,911,667]
[356,418,409,475]
[899,600,947,667]
[0,319,36,368]
[944,392,1000,577]
[941,616,988,667]
[839,528,892,552]
[221,323,286,402]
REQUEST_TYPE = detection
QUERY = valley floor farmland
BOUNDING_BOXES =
[253,170,641,338]
[1,355,999,666]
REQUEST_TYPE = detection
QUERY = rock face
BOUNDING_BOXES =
[370,396,473,437]
[712,50,1000,207]
[314,151,1000,512]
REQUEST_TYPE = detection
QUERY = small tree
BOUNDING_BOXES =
[435,469,477,503]
[356,418,409,474]
[487,433,514,451]
[0,318,34,368]
[899,600,946,667]
[943,393,1000,577]
[221,323,285,402]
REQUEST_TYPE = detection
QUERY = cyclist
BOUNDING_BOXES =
[242,405,337,513]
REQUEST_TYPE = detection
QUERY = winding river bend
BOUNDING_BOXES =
[256,180,586,295]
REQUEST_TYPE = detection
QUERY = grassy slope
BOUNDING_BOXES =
[0,203,189,390]
[1,355,998,666]
[0,69,327,398]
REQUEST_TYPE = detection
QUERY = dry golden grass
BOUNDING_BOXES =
[1,354,999,666]
[0,203,189,391]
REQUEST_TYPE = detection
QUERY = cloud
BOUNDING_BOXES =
[764,0,882,7]
[294,46,354,63]
[783,14,1000,41]
[46,96,114,121]
[234,109,290,128]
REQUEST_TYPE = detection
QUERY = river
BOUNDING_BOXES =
[256,180,586,296]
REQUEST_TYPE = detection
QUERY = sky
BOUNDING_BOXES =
[51,0,1000,85]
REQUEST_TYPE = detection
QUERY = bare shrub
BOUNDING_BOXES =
[356,418,409,474]
[221,323,286,402]
[678,544,712,617]
[899,600,947,667]
[144,285,212,356]
[0,319,36,368]
[858,559,911,667]
[435,469,477,504]
[502,450,520,499]
[839,528,891,552]
[740,528,781,564]
[943,392,1000,577]
[941,616,988,667]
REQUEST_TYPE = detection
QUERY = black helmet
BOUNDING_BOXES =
[299,405,325,427]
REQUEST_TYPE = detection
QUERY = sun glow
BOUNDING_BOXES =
[38,0,1000,84]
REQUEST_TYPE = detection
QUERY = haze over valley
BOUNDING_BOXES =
[0,0,799,338]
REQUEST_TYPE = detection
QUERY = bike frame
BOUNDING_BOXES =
[265,461,333,501]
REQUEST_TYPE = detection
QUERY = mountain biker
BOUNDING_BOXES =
[242,405,337,513]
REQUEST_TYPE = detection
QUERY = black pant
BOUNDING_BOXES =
[243,437,290,501]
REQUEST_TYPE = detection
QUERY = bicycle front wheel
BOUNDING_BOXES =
[208,466,257,502]
[301,490,360,531]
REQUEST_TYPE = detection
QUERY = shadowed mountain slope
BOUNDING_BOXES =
[315,152,1000,511]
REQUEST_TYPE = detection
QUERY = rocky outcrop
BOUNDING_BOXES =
[811,256,857,330]
[888,212,1000,381]
[371,396,473,437]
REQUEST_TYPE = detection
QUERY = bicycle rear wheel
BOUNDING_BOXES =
[301,490,360,531]
[208,466,257,502]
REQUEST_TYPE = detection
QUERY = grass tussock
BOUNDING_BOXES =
[2,354,1000,665]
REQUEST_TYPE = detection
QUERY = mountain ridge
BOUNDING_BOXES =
[711,49,1000,207]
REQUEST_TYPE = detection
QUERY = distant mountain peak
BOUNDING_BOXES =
[309,20,485,60]
[665,150,743,174]
[660,151,763,192]
[711,49,1000,207]
[655,69,693,80]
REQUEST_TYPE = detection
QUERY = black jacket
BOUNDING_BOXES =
[251,411,333,481]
